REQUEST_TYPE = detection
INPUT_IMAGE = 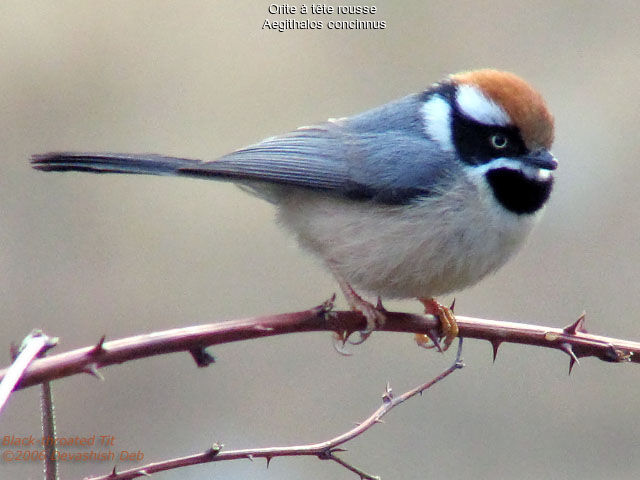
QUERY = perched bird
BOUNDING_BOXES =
[31,69,557,350]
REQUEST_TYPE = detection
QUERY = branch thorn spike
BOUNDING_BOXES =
[209,443,223,456]
[568,356,577,375]
[265,455,272,468]
[563,312,587,335]
[139,469,150,477]
[92,335,106,355]
[317,294,337,315]
[490,340,502,363]
[449,298,456,312]
[382,382,393,403]
[559,342,580,372]
[83,362,104,381]
[375,296,388,312]
[189,347,216,367]
[9,342,20,362]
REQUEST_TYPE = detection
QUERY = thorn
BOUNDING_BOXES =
[139,470,150,477]
[375,296,388,312]
[568,356,577,375]
[563,312,587,335]
[373,419,385,424]
[559,342,580,373]
[382,382,393,403]
[265,456,272,468]
[247,454,254,461]
[208,443,223,456]
[330,447,347,454]
[92,335,106,355]
[110,465,118,477]
[189,347,216,367]
[83,363,104,381]
[316,294,337,315]
[9,342,19,362]
[449,298,456,313]
[490,340,502,363]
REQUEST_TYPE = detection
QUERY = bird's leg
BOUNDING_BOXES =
[331,269,386,344]
[415,297,459,351]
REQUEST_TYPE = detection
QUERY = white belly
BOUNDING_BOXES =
[275,180,539,299]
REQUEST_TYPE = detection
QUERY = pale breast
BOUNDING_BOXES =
[276,179,539,299]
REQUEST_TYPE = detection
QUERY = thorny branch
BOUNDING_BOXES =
[1,301,638,479]
[86,339,466,480]
[0,299,636,391]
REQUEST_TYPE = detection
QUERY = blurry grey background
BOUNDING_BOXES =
[2,1,640,479]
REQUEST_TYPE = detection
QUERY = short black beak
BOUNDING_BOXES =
[522,149,558,170]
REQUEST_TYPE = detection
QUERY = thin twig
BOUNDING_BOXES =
[86,339,465,480]
[41,381,58,480]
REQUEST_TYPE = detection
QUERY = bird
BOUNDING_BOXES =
[31,69,557,350]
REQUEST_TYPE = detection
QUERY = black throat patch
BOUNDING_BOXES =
[485,168,553,215]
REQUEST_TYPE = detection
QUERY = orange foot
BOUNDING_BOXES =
[415,297,459,352]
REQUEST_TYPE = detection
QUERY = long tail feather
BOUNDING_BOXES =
[30,152,203,176]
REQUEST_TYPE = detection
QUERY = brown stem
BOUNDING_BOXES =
[1,301,637,392]
[84,340,465,480]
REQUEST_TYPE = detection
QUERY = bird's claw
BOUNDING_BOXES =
[347,301,386,344]
[418,297,459,352]
[414,329,444,352]
[332,273,387,345]
[332,331,354,356]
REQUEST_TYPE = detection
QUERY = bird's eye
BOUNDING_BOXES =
[490,134,508,150]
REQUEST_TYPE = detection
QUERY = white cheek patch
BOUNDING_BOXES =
[465,157,553,183]
[456,84,510,126]
[421,95,454,152]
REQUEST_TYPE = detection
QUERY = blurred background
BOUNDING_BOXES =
[2,1,640,479]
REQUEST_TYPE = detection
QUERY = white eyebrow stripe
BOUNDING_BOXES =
[420,95,454,152]
[456,84,511,126]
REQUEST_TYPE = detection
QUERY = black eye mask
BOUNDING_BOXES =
[450,110,528,166]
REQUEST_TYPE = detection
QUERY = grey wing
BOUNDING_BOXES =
[179,121,451,205]
[178,124,351,191]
